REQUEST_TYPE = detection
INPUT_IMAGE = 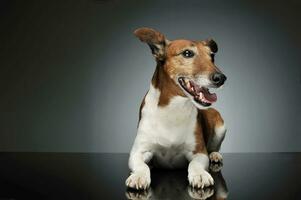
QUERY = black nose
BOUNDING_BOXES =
[211,73,227,87]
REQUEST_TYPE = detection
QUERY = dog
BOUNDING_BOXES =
[126,27,227,190]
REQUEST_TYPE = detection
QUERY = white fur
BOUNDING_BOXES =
[215,125,226,143]
[129,85,197,168]
[195,74,213,88]
[126,84,214,189]
[187,153,214,188]
[208,125,226,152]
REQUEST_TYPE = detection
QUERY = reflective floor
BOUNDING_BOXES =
[0,153,300,199]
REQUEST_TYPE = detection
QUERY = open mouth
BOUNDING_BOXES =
[178,77,217,107]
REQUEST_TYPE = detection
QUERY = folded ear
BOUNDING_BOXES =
[204,38,218,53]
[134,27,169,60]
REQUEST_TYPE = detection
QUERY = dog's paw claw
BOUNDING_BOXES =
[126,172,150,190]
[188,170,214,189]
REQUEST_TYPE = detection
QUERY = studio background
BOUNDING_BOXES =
[1,0,300,153]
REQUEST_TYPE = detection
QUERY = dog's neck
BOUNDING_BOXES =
[151,61,188,107]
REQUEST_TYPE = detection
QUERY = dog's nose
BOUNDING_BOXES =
[211,73,227,87]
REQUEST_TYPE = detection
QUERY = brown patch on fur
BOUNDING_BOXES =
[134,27,165,45]
[151,61,185,106]
[134,28,167,60]
[203,38,218,53]
[138,93,147,125]
[193,120,208,154]
[198,108,224,145]
[164,40,220,79]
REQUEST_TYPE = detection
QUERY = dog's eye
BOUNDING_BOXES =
[210,53,215,62]
[182,50,194,58]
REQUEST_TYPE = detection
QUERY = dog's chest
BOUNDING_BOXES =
[138,85,198,153]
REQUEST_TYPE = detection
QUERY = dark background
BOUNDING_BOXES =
[0,0,300,153]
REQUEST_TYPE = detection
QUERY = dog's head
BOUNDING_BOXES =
[134,27,227,108]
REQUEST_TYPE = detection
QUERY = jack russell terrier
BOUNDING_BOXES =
[126,27,227,190]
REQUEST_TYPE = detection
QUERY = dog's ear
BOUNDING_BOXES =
[134,27,169,60]
[204,38,218,53]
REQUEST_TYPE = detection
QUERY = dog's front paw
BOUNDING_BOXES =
[187,186,214,200]
[209,152,223,163]
[126,172,151,190]
[188,170,214,188]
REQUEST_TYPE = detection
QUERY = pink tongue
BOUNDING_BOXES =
[190,81,217,103]
[202,89,217,103]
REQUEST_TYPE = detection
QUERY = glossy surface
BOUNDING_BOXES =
[0,153,300,199]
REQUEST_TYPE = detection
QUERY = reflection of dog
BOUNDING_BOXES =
[126,165,228,200]
[126,27,227,190]
[208,167,228,200]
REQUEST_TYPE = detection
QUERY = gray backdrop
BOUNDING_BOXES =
[1,0,300,153]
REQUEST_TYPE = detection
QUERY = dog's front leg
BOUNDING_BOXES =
[126,148,153,190]
[187,153,214,188]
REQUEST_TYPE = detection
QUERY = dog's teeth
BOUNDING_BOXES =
[187,81,191,88]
